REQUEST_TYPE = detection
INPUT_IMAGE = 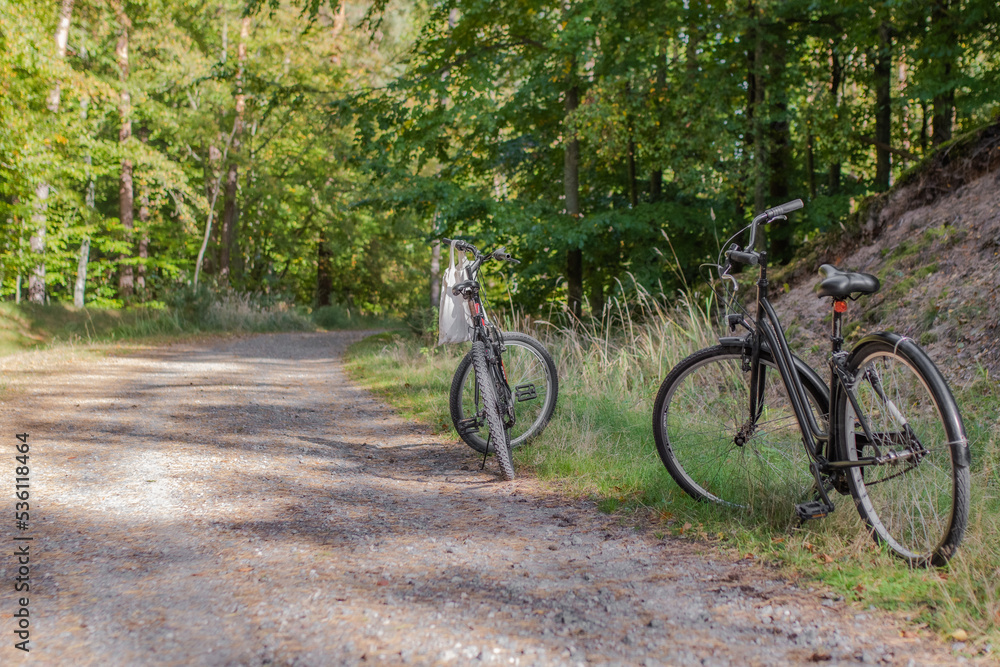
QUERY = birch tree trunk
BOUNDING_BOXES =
[194,128,237,290]
[429,242,441,308]
[115,4,135,297]
[29,188,48,304]
[46,0,73,112]
[137,191,149,293]
[31,0,74,304]
[74,148,94,308]
[220,16,250,280]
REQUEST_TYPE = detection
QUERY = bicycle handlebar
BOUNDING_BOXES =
[491,247,520,264]
[440,237,477,254]
[721,199,804,276]
[745,198,805,250]
[437,238,520,265]
[761,198,804,221]
[726,248,759,266]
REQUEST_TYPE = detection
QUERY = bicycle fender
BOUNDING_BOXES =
[849,332,970,469]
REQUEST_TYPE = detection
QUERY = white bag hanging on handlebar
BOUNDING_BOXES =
[438,241,472,345]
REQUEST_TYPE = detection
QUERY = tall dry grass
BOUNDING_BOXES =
[496,281,999,645]
[346,279,999,647]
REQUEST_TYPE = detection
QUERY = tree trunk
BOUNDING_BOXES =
[686,0,703,75]
[32,0,74,304]
[874,21,892,190]
[429,240,441,309]
[564,81,583,320]
[805,124,816,199]
[116,7,134,297]
[827,42,842,194]
[650,171,662,202]
[74,239,90,308]
[752,21,767,213]
[898,53,911,162]
[220,16,250,280]
[46,0,74,111]
[920,100,929,153]
[75,133,95,308]
[625,84,637,208]
[316,232,332,308]
[649,41,667,203]
[137,191,149,294]
[742,2,757,212]
[194,129,238,289]
[29,187,47,304]
[930,0,955,146]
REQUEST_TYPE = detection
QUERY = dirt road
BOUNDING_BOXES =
[0,332,972,665]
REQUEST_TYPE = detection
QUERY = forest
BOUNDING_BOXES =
[1,0,998,320]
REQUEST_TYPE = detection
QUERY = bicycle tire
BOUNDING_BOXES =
[450,332,558,454]
[471,341,515,480]
[653,345,828,516]
[834,333,969,566]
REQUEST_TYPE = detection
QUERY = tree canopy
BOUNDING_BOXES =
[1,0,998,317]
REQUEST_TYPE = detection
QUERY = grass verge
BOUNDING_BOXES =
[0,290,332,358]
[344,295,999,659]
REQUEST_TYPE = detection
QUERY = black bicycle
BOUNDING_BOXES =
[652,200,970,566]
[443,238,558,480]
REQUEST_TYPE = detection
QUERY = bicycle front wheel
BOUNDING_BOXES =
[835,334,969,566]
[471,341,515,480]
[451,332,558,454]
[653,345,827,516]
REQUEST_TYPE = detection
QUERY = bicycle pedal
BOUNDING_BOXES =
[795,501,833,521]
[456,418,480,435]
[515,383,537,402]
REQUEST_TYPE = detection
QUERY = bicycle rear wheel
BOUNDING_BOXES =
[835,334,969,566]
[653,345,828,516]
[471,341,515,480]
[450,332,558,453]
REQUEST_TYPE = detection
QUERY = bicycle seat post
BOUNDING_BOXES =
[830,298,847,356]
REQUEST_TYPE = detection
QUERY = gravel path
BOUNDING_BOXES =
[0,332,975,666]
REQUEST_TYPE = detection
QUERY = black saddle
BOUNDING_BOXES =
[816,264,881,299]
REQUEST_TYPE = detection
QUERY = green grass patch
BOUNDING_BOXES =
[312,304,398,331]
[0,290,317,357]
[344,332,465,433]
[344,302,1000,656]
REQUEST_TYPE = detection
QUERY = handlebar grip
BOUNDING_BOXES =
[764,199,804,220]
[441,238,475,253]
[726,249,760,266]
[491,247,519,264]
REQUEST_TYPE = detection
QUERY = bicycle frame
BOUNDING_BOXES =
[735,251,829,456]
[730,249,897,512]
[459,251,515,429]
